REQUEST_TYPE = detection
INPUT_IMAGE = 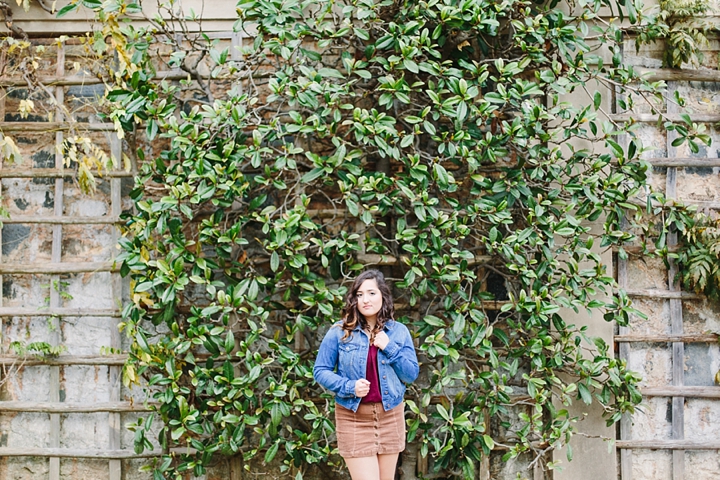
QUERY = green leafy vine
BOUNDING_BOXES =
[52,0,720,478]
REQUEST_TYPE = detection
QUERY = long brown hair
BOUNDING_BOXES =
[340,269,395,341]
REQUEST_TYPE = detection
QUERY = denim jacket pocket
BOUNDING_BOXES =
[338,342,360,372]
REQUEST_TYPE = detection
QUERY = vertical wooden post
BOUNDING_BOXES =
[229,455,244,480]
[231,31,244,97]
[478,404,490,479]
[49,43,65,480]
[109,135,123,480]
[533,462,544,480]
[665,82,685,480]
[0,47,6,363]
[615,46,633,479]
[617,255,632,480]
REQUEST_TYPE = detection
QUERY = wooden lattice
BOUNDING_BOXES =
[616,74,720,480]
[0,41,145,479]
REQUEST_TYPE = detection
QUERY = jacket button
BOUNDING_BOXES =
[383,375,386,379]
[384,390,388,394]
[381,360,385,364]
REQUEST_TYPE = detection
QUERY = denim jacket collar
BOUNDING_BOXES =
[351,319,395,332]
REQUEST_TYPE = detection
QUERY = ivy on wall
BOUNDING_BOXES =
[636,0,712,68]
[33,0,715,478]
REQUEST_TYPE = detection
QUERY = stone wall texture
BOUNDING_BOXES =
[618,36,720,480]
[0,10,719,480]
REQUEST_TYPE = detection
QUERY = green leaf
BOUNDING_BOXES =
[578,382,592,404]
[434,163,449,188]
[264,441,280,463]
[424,315,444,326]
[403,59,419,73]
[136,331,151,354]
[270,251,280,272]
[225,330,235,354]
[301,168,325,183]
[56,3,79,17]
[436,404,451,422]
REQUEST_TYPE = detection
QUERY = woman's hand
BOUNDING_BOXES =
[373,331,390,350]
[354,379,370,397]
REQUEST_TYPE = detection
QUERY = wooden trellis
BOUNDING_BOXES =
[615,73,720,480]
[0,42,150,479]
[0,31,251,480]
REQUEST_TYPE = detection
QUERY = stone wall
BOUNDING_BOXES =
[616,37,720,480]
[0,5,719,480]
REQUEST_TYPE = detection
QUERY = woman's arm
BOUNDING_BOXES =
[381,324,419,384]
[313,327,357,398]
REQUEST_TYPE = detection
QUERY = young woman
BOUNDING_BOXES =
[314,269,419,480]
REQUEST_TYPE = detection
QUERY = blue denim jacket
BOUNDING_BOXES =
[313,319,419,412]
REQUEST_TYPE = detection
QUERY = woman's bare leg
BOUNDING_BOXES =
[345,456,380,480]
[378,453,399,480]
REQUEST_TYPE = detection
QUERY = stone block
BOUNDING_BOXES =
[626,343,673,388]
[686,450,720,479]
[628,396,673,441]
[631,449,673,480]
[684,398,720,441]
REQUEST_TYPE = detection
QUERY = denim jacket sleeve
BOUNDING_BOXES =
[313,326,356,398]
[382,322,419,384]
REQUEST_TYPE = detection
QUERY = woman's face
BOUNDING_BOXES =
[356,278,383,322]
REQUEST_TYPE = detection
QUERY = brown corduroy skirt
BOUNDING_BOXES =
[335,402,406,458]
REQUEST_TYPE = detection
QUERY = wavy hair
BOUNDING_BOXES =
[340,269,395,342]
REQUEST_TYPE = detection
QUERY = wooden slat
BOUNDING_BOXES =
[0,307,120,317]
[355,253,399,266]
[2,216,121,225]
[641,386,720,398]
[0,401,154,413]
[610,113,720,123]
[615,334,718,343]
[0,67,199,87]
[0,168,133,178]
[639,158,720,168]
[619,289,634,480]
[637,67,720,83]
[0,74,104,87]
[356,252,492,266]
[0,43,5,410]
[0,122,116,132]
[616,99,633,480]
[0,261,115,274]
[675,200,720,210]
[617,440,720,450]
[666,87,685,480]
[49,47,64,480]
[625,195,720,211]
[0,448,161,459]
[617,245,679,255]
[305,208,361,218]
[625,289,702,300]
[0,354,127,366]
[109,133,123,480]
[0,53,5,466]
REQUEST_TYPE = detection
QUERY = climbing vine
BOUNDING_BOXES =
[34,0,719,478]
[635,0,712,68]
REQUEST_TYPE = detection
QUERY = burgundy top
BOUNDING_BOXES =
[361,344,382,403]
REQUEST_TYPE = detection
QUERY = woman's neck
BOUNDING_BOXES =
[365,317,377,331]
